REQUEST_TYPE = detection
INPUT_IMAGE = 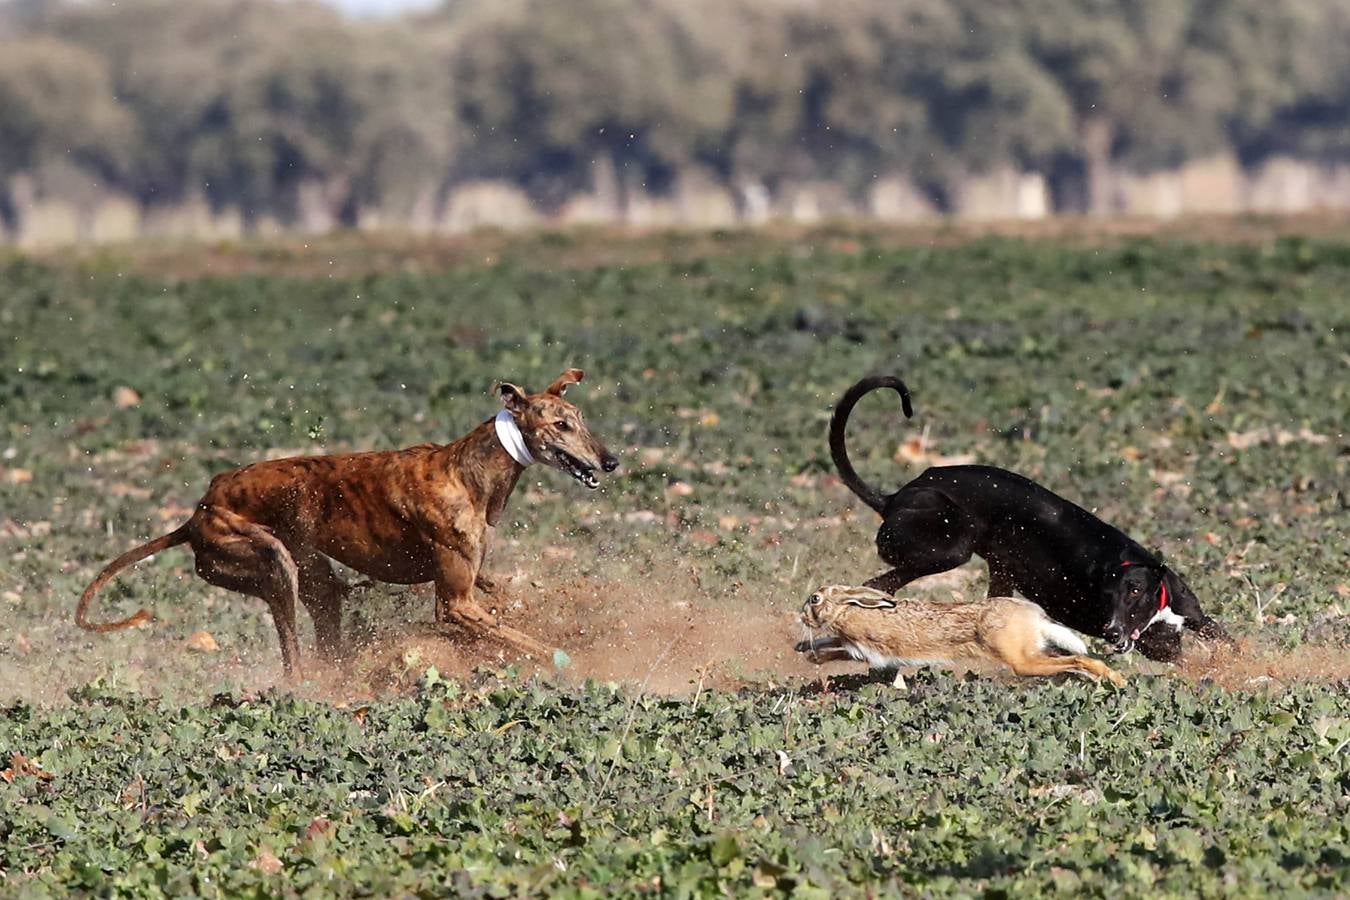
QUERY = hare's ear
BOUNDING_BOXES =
[845,594,896,610]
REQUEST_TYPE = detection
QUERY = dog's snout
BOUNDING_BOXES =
[600,453,619,473]
[1103,621,1124,642]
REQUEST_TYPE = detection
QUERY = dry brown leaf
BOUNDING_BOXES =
[252,848,284,875]
[113,386,141,409]
[304,816,333,840]
[185,630,219,653]
[894,437,976,467]
[1226,427,1330,450]
[120,775,146,809]
[3,753,53,782]
[155,502,195,524]
[2,468,33,485]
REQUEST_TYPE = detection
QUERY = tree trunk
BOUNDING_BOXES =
[0,182,17,243]
[240,203,260,237]
[590,151,622,223]
[1081,115,1117,216]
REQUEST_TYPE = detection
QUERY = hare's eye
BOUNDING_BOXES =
[809,593,822,605]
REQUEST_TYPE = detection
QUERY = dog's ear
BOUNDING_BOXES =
[496,381,529,413]
[844,594,896,610]
[545,368,585,396]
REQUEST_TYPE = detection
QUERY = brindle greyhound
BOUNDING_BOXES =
[75,368,618,680]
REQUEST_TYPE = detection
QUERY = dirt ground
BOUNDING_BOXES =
[275,563,1350,705]
[38,210,1350,280]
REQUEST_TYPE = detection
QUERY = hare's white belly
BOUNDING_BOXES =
[844,640,952,671]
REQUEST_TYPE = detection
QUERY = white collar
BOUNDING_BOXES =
[494,409,535,466]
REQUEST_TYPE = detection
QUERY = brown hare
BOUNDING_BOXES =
[795,585,1126,688]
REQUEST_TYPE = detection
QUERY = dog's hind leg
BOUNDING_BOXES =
[986,559,1016,599]
[866,492,978,595]
[297,554,347,664]
[191,510,304,680]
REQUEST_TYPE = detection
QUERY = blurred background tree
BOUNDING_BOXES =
[2,0,1350,235]
[0,34,128,236]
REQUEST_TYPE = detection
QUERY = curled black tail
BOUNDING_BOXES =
[828,375,914,515]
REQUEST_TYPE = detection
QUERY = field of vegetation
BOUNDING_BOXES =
[2,222,1348,894]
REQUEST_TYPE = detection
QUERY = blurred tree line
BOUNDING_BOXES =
[2,0,1349,236]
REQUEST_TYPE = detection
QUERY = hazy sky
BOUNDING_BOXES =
[324,0,439,16]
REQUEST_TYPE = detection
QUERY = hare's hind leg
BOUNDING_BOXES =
[1001,651,1121,686]
[983,616,1124,687]
[1005,652,1124,687]
[1064,655,1126,687]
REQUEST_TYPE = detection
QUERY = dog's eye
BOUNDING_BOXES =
[809,593,822,605]
[555,420,571,431]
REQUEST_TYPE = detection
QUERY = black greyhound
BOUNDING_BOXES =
[828,375,1230,662]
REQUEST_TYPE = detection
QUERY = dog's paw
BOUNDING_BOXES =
[474,574,502,595]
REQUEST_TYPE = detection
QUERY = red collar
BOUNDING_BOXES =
[1122,561,1169,610]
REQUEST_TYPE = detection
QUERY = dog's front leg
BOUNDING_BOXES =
[1164,578,1235,645]
[433,548,552,658]
[1173,596,1232,644]
[433,550,497,630]
[1188,616,1233,644]
[473,526,501,596]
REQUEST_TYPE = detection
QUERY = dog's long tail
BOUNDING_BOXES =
[828,375,914,515]
[1037,618,1090,657]
[75,525,190,632]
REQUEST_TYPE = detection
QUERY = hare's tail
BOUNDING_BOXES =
[1037,619,1089,657]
